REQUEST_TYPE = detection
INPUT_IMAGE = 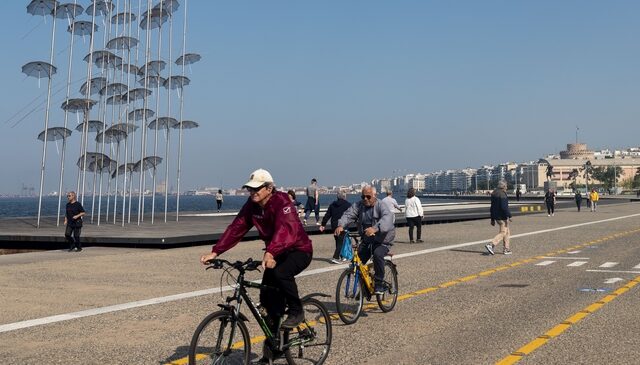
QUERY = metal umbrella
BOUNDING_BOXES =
[55,3,83,21]
[172,120,198,130]
[128,108,155,121]
[21,61,57,88]
[123,88,152,102]
[75,120,105,133]
[61,98,97,112]
[138,60,166,76]
[110,11,136,25]
[154,0,180,13]
[106,36,139,50]
[77,153,112,171]
[134,156,162,172]
[111,162,136,179]
[68,20,98,37]
[139,75,166,88]
[80,77,108,96]
[85,0,114,16]
[175,53,201,66]
[149,117,178,222]
[115,63,139,75]
[97,128,128,225]
[106,95,125,105]
[37,127,72,141]
[164,75,189,89]
[99,82,128,97]
[111,122,139,134]
[139,7,169,29]
[27,0,58,17]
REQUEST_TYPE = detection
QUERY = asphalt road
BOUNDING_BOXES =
[1,201,639,364]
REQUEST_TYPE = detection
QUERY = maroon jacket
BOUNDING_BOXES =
[211,191,313,258]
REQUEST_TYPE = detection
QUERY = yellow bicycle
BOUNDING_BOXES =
[335,232,398,324]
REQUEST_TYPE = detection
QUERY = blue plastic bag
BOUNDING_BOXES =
[340,234,353,261]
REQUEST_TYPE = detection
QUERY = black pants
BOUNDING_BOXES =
[260,250,312,320]
[65,225,82,250]
[546,202,555,215]
[576,200,582,211]
[407,216,422,241]
[358,242,389,286]
[304,197,319,221]
[332,232,344,259]
[216,200,222,210]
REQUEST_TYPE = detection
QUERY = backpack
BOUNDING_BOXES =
[340,234,353,261]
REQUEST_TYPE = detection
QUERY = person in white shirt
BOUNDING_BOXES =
[404,188,424,243]
[381,190,402,223]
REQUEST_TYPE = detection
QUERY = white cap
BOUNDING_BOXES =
[243,168,274,188]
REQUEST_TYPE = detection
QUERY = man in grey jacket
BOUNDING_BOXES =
[335,185,395,294]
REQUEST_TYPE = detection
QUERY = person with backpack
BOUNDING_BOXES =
[334,185,395,294]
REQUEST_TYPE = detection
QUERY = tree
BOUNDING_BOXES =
[591,166,623,191]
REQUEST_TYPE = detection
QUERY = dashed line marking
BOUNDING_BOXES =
[567,261,588,267]
[496,275,640,365]
[599,262,619,268]
[633,263,640,270]
[536,261,556,266]
[586,269,640,274]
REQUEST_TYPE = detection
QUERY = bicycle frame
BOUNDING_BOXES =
[347,236,376,297]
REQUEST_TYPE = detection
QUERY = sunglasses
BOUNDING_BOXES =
[361,194,373,200]
[247,185,266,193]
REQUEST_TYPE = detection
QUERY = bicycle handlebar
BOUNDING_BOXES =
[205,258,262,273]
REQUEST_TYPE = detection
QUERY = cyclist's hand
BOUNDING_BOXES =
[334,226,344,236]
[262,252,276,269]
[364,227,377,237]
[200,252,217,265]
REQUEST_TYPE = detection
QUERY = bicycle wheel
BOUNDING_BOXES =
[335,268,364,325]
[376,260,398,313]
[284,297,332,365]
[188,310,251,365]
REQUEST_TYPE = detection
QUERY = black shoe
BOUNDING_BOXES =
[409,240,415,243]
[416,239,424,243]
[68,247,75,252]
[76,247,82,252]
[281,312,305,329]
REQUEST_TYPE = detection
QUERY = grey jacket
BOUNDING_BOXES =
[338,200,396,245]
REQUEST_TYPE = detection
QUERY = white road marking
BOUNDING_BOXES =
[587,269,640,274]
[633,263,640,270]
[567,250,582,254]
[599,262,619,268]
[604,277,624,284]
[567,261,588,267]
[536,261,556,266]
[540,256,590,260]
[1,212,640,334]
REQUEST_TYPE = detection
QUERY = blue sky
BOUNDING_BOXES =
[1,1,639,194]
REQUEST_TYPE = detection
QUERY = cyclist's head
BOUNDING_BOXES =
[361,185,377,207]
[244,169,275,206]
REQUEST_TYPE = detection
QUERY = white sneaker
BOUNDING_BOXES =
[330,258,341,264]
[552,213,554,216]
[485,244,495,255]
[547,214,551,217]
[303,219,307,225]
[503,249,512,255]
[316,222,321,226]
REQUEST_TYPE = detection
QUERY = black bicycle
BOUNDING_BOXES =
[188,258,332,365]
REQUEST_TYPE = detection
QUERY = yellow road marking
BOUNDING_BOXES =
[496,275,640,365]
[166,228,640,365]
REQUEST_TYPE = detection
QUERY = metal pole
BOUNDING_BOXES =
[151,1,164,224]
[175,0,189,222]
[164,3,175,223]
[138,0,153,225]
[36,5,58,228]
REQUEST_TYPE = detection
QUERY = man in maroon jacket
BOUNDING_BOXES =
[200,169,313,330]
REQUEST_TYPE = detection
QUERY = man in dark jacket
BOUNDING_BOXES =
[486,180,512,255]
[319,191,352,263]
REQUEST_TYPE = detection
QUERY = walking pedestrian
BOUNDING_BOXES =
[319,191,351,263]
[64,191,86,252]
[575,191,583,212]
[215,189,224,212]
[381,190,402,223]
[544,189,556,216]
[287,190,304,217]
[485,180,512,255]
[404,188,424,243]
[589,188,599,212]
[303,178,320,225]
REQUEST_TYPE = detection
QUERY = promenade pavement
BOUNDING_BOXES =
[1,201,639,364]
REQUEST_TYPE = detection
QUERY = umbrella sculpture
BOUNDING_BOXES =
[55,3,83,21]
[75,121,105,222]
[99,82,128,97]
[21,61,57,88]
[27,0,60,228]
[137,60,166,77]
[139,7,169,30]
[110,11,136,25]
[139,75,166,88]
[115,63,139,75]
[96,128,128,225]
[106,36,139,50]
[175,52,201,66]
[134,156,162,173]
[128,108,155,121]
[80,76,108,96]
[37,126,72,142]
[85,0,114,17]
